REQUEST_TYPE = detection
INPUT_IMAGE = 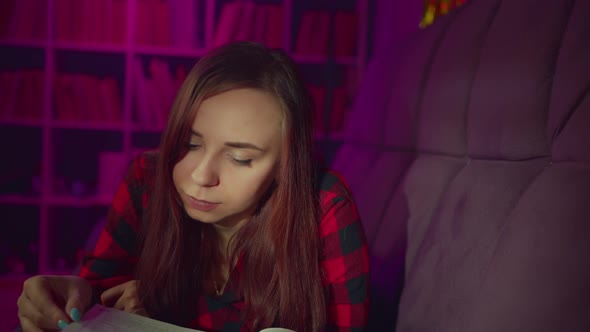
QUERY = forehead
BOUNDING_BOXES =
[192,88,284,144]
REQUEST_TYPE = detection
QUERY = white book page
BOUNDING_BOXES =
[62,304,297,332]
[62,304,204,332]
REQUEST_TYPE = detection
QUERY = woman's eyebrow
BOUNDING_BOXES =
[191,130,263,151]
[225,142,264,151]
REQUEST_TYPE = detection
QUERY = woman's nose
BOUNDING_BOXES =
[191,157,220,187]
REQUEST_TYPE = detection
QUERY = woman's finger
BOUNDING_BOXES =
[19,316,44,332]
[113,294,134,312]
[112,283,140,312]
[18,295,67,331]
[62,277,92,322]
[21,277,69,329]
[17,296,45,331]
[100,282,127,307]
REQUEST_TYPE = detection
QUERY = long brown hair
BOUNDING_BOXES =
[135,42,326,331]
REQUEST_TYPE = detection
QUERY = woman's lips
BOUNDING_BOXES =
[187,196,220,212]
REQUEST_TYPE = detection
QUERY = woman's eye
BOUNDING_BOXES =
[232,158,252,166]
[186,143,201,150]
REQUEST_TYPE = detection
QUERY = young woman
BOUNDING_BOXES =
[17,42,369,332]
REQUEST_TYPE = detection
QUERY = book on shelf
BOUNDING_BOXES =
[79,75,91,121]
[112,0,128,45]
[330,87,349,132]
[80,0,93,43]
[99,78,124,122]
[100,0,114,44]
[234,2,257,42]
[137,0,170,47]
[0,71,20,120]
[0,70,44,121]
[55,0,127,44]
[148,58,175,124]
[264,5,283,49]
[0,0,16,38]
[307,84,353,134]
[295,11,330,56]
[332,67,358,133]
[169,0,200,49]
[252,4,269,45]
[213,2,241,47]
[54,74,74,121]
[214,2,283,48]
[334,11,358,57]
[72,0,84,42]
[133,59,155,126]
[90,0,106,44]
[55,0,73,42]
[133,58,182,129]
[24,70,44,120]
[78,75,95,121]
[0,72,10,118]
[135,0,152,45]
[173,63,187,91]
[136,0,202,48]
[307,85,326,133]
[154,0,172,46]
[54,73,123,123]
[5,0,46,40]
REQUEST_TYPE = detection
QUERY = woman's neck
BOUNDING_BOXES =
[211,215,250,254]
[213,225,238,254]
[211,221,246,295]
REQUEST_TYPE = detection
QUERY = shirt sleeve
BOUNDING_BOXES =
[318,171,370,332]
[78,153,150,295]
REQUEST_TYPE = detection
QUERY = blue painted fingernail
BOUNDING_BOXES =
[70,307,82,322]
[58,320,69,330]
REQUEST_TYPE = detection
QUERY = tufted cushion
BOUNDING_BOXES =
[332,0,590,330]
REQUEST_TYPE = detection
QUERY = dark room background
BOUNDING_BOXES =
[0,0,430,329]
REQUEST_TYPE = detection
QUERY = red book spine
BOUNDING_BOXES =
[307,85,326,134]
[264,5,283,49]
[334,11,358,57]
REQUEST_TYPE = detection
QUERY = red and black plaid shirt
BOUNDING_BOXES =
[79,151,370,331]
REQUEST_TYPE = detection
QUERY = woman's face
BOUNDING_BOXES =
[173,88,283,230]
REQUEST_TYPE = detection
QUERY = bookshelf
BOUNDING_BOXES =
[0,0,371,277]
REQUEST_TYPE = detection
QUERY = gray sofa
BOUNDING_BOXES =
[330,0,590,330]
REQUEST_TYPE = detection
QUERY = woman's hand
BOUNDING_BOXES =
[17,275,92,331]
[100,280,147,316]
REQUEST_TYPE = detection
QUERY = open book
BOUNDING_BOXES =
[63,304,295,332]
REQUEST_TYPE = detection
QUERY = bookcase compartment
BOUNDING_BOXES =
[326,64,358,138]
[0,46,45,123]
[53,51,126,126]
[304,63,358,139]
[133,131,162,153]
[0,46,45,68]
[132,55,196,131]
[48,206,108,273]
[0,125,42,197]
[0,205,39,274]
[291,0,358,58]
[298,63,329,136]
[50,128,123,200]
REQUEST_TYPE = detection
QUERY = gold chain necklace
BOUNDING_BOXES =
[213,280,224,296]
